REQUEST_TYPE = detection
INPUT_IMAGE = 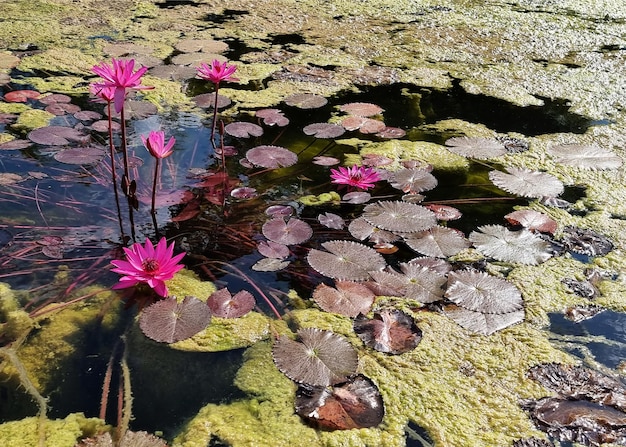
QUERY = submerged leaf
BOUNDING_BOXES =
[273,328,358,386]
[354,309,422,354]
[307,240,386,281]
[139,296,212,343]
[312,281,375,317]
[489,167,564,198]
[470,224,552,265]
[252,257,290,272]
[295,375,384,430]
[362,201,437,233]
[53,146,106,165]
[561,226,614,257]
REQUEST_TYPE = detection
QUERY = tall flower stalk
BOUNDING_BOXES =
[91,58,153,241]
[142,131,176,238]
[196,59,238,148]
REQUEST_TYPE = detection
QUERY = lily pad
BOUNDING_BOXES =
[404,226,471,258]
[362,200,437,233]
[469,224,553,265]
[139,296,212,343]
[312,281,375,317]
[387,168,438,194]
[303,123,345,138]
[272,327,358,386]
[53,146,106,165]
[262,217,312,245]
[445,270,523,314]
[225,122,264,138]
[27,126,89,146]
[443,304,525,335]
[307,240,386,281]
[246,145,298,168]
[489,167,564,198]
[547,144,623,170]
[504,210,558,234]
[207,288,255,318]
[318,212,345,230]
[255,108,289,127]
[284,93,328,109]
[354,309,422,354]
[445,136,506,159]
[370,263,446,303]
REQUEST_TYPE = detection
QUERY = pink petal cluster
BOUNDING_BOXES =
[142,130,176,159]
[89,84,116,104]
[197,59,239,85]
[330,165,381,190]
[91,58,152,113]
[111,237,185,297]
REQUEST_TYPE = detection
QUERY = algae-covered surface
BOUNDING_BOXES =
[2,0,626,446]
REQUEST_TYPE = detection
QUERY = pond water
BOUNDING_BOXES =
[1,56,625,447]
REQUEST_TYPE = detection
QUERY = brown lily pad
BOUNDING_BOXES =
[207,288,255,318]
[354,309,422,354]
[139,296,212,343]
[312,281,375,318]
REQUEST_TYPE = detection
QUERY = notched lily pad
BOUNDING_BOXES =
[362,200,437,233]
[307,240,386,281]
[255,108,289,127]
[272,327,358,386]
[139,296,212,343]
[224,122,264,138]
[387,168,438,194]
[404,226,471,258]
[548,144,623,170]
[28,126,89,146]
[207,288,255,318]
[262,217,312,245]
[354,309,422,354]
[246,145,297,168]
[443,304,525,335]
[489,167,564,199]
[295,375,384,430]
[303,122,345,139]
[445,136,506,159]
[505,210,558,234]
[445,270,523,314]
[284,93,328,109]
[312,281,375,318]
[370,263,446,303]
[53,146,106,165]
[469,224,552,265]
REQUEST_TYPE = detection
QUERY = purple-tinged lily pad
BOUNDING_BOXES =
[370,263,446,303]
[504,210,557,234]
[338,102,384,117]
[348,217,399,244]
[387,168,438,194]
[341,116,386,134]
[246,145,297,168]
[139,296,212,343]
[230,187,258,199]
[362,200,437,233]
[312,156,340,166]
[303,123,345,139]
[265,205,294,218]
[307,240,386,281]
[225,121,264,138]
[38,93,72,104]
[295,375,384,430]
[0,139,31,150]
[318,212,345,230]
[312,281,375,317]
[45,103,81,116]
[252,258,290,272]
[342,191,371,204]
[27,125,90,146]
[257,240,290,259]
[74,110,102,121]
[193,92,232,109]
[256,108,289,127]
[262,217,313,245]
[423,204,462,221]
[354,309,422,354]
[273,327,358,386]
[207,288,255,318]
[91,120,121,133]
[376,127,406,139]
[284,93,328,109]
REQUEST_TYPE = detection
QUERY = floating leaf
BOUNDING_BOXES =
[53,146,105,165]
[489,167,564,198]
[256,108,289,127]
[38,93,72,104]
[362,200,437,233]
[407,256,453,275]
[246,145,297,168]
[443,304,525,335]
[312,281,375,317]
[4,90,40,102]
[387,168,438,194]
[312,155,340,166]
[341,116,386,134]
[262,217,312,245]
[173,52,226,66]
[348,217,400,244]
[445,270,523,314]
[139,296,212,343]
[504,210,557,234]
[265,205,294,218]
[547,144,623,170]
[74,110,102,121]
[561,226,613,257]
[376,127,406,139]
[251,257,290,272]
[0,173,23,185]
[207,288,255,318]
[445,136,506,159]
[272,328,358,386]
[257,240,290,259]
[45,103,81,115]
[295,375,384,430]
[91,120,121,133]
[470,225,552,265]
[342,191,371,204]
[149,64,198,81]
[370,263,446,303]
[318,212,345,229]
[424,204,462,221]
[307,240,386,281]
[284,93,328,109]
[404,226,471,258]
[175,38,229,53]
[75,430,168,447]
[303,123,345,138]
[354,309,422,354]
[192,92,232,109]
[27,126,89,146]
[224,122,263,138]
[0,139,31,150]
[338,102,384,117]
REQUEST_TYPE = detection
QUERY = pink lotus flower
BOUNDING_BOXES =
[197,59,238,85]
[89,83,116,103]
[142,130,176,159]
[92,58,152,113]
[330,165,381,190]
[111,237,185,297]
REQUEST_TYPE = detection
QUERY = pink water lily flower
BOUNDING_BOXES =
[142,130,176,159]
[92,58,153,113]
[197,59,239,85]
[330,165,381,190]
[89,83,116,103]
[111,237,185,297]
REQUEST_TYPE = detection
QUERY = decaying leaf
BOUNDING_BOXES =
[354,309,422,354]
[252,257,290,272]
[561,226,614,257]
[469,225,553,265]
[295,375,384,430]
[504,210,558,234]
[272,327,358,386]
